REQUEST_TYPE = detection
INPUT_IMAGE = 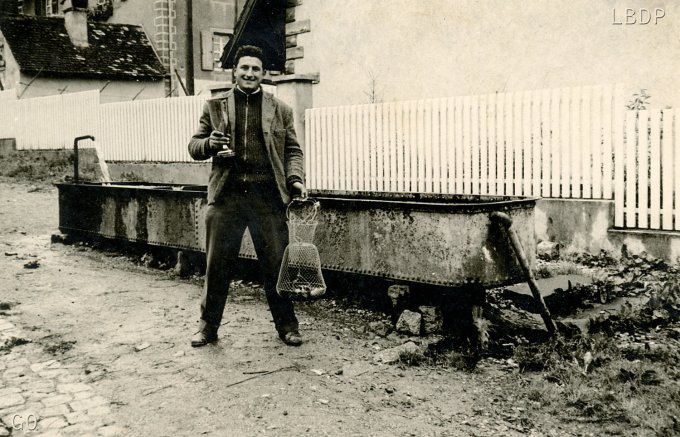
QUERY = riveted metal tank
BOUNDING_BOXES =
[56,182,535,288]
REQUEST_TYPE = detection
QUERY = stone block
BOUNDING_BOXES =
[69,395,107,412]
[65,410,90,425]
[0,387,21,398]
[285,19,310,36]
[26,391,49,402]
[39,416,68,430]
[0,321,15,331]
[57,373,80,384]
[57,383,91,394]
[38,369,69,379]
[418,306,444,334]
[340,362,374,378]
[60,423,100,435]
[3,366,27,379]
[373,341,420,364]
[1,402,41,427]
[30,359,59,373]
[368,320,391,337]
[0,393,24,409]
[0,330,22,342]
[99,425,127,436]
[72,389,94,400]
[41,394,72,407]
[1,401,42,417]
[24,380,55,393]
[396,310,421,336]
[285,35,297,48]
[4,357,29,367]
[86,405,112,417]
[42,403,70,417]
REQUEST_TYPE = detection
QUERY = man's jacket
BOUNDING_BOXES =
[188,89,305,205]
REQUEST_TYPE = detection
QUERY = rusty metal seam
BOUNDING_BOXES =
[58,227,199,252]
[316,263,495,288]
[59,227,512,287]
[193,198,201,249]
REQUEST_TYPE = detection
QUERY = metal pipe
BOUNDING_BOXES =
[185,0,194,95]
[490,211,559,337]
[73,135,95,184]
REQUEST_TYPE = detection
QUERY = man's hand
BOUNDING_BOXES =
[207,130,232,156]
[291,181,308,199]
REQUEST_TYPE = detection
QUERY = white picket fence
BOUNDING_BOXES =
[305,83,680,231]
[0,89,208,161]
[100,95,208,162]
[305,84,625,200]
[0,90,100,149]
[616,109,680,231]
[1,83,678,232]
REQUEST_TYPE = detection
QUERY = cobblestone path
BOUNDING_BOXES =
[0,317,125,437]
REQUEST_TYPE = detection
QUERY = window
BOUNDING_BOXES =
[46,0,59,15]
[200,29,233,71]
[212,32,231,71]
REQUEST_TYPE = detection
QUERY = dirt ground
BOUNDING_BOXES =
[0,178,672,437]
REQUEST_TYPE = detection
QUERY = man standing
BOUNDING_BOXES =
[188,45,306,347]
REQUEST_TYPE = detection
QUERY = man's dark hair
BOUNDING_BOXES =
[233,45,267,69]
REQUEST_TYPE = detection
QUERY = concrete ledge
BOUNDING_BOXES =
[535,198,614,254]
[106,162,210,185]
[536,198,680,262]
[270,73,320,84]
[608,228,680,262]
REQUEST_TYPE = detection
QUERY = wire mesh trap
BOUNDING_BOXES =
[276,198,326,299]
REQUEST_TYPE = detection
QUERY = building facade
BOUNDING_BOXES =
[109,0,244,95]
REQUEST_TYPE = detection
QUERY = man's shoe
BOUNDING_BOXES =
[279,330,303,346]
[191,328,218,347]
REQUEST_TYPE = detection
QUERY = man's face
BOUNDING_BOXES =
[234,56,264,92]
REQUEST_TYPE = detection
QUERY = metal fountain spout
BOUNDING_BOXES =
[73,135,95,184]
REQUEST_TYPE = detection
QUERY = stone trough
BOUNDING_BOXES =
[56,182,536,289]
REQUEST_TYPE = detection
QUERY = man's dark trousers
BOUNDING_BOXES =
[199,180,298,335]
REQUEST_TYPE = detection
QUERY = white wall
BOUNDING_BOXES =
[0,30,21,93]
[109,0,156,30]
[17,76,165,103]
[295,0,680,108]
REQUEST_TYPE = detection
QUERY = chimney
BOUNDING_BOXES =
[64,0,89,48]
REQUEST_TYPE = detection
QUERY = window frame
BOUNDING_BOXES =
[46,0,60,16]
[201,28,233,72]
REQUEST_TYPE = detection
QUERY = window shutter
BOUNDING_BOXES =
[200,31,214,71]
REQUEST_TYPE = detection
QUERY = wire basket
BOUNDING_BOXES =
[276,198,326,299]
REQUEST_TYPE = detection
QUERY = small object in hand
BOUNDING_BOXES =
[216,149,235,157]
[210,130,234,157]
